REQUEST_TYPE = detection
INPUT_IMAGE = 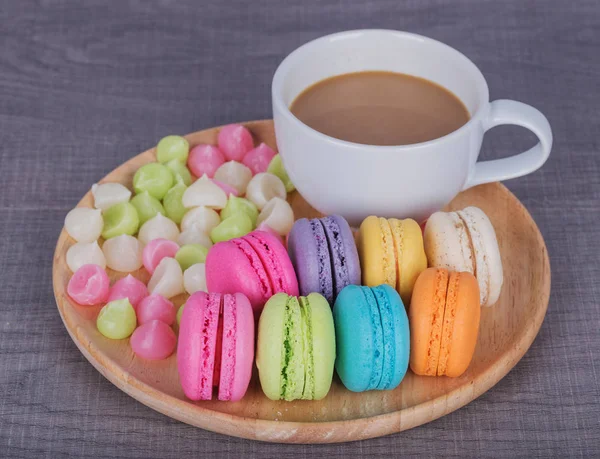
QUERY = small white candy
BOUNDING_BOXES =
[182,174,227,209]
[148,257,184,299]
[245,172,286,210]
[180,206,220,233]
[177,225,214,248]
[91,183,132,211]
[138,213,180,246]
[64,207,103,242]
[213,161,253,195]
[102,235,143,272]
[183,263,207,294]
[256,197,294,236]
[66,241,106,272]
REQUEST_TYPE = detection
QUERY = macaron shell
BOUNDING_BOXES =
[256,292,287,400]
[409,268,449,376]
[218,293,254,401]
[358,216,395,288]
[333,285,383,392]
[206,238,272,311]
[177,292,221,400]
[457,207,503,307]
[244,230,299,297]
[373,285,410,389]
[390,218,427,304]
[438,272,480,377]
[424,211,474,274]
[287,218,333,301]
[321,215,361,297]
[306,293,335,400]
[332,215,361,287]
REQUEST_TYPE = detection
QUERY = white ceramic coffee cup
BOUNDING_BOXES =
[272,29,552,224]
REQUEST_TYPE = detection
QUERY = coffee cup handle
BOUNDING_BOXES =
[463,99,553,190]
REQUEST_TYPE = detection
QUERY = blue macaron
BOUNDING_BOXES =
[333,284,410,392]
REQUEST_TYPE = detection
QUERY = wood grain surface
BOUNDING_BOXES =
[1,0,599,457]
[52,121,550,443]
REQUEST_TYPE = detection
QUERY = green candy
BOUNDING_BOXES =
[177,303,185,326]
[220,196,259,226]
[210,213,253,243]
[156,135,189,164]
[130,191,165,225]
[133,163,173,200]
[97,299,137,339]
[102,202,139,239]
[175,244,209,271]
[163,181,188,224]
[165,159,192,186]
[267,154,295,192]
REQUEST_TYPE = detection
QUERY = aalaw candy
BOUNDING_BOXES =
[245,173,286,210]
[138,213,180,245]
[217,124,253,161]
[148,257,184,299]
[64,208,103,242]
[67,241,106,272]
[102,235,143,272]
[242,143,277,175]
[136,294,176,325]
[187,144,225,178]
[177,226,214,248]
[67,264,110,306]
[106,274,148,309]
[256,197,294,236]
[180,206,220,233]
[213,161,252,195]
[130,320,177,360]
[182,174,227,209]
[92,183,131,211]
[142,238,179,274]
[183,263,207,294]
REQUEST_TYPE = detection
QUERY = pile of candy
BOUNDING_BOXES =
[64,124,295,361]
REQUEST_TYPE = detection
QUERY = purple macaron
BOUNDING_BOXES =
[287,214,361,304]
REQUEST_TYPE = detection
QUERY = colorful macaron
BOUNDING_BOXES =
[333,284,410,392]
[205,230,299,312]
[177,291,254,401]
[256,292,335,401]
[423,206,503,307]
[287,215,360,304]
[358,216,427,304]
[409,268,480,377]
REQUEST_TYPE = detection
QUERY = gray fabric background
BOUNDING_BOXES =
[1,0,599,457]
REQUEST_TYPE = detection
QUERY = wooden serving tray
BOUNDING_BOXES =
[53,120,550,443]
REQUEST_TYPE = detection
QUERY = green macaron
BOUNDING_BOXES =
[256,292,335,401]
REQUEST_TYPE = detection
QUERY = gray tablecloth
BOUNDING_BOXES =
[1,0,598,457]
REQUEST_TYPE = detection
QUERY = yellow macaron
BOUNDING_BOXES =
[358,216,427,304]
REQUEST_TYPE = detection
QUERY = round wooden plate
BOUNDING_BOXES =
[53,120,550,443]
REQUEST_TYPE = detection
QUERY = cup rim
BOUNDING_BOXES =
[272,29,490,151]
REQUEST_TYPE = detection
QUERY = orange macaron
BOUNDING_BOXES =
[409,268,480,377]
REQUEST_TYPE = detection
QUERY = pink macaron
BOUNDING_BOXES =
[177,291,254,401]
[205,230,299,312]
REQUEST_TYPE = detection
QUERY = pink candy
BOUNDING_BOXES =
[212,179,239,197]
[142,238,179,274]
[187,144,225,178]
[242,143,276,175]
[130,320,177,360]
[106,274,148,309]
[67,264,110,306]
[136,294,176,325]
[217,124,254,161]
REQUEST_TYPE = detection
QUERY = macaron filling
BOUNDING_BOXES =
[371,286,396,390]
[309,219,334,302]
